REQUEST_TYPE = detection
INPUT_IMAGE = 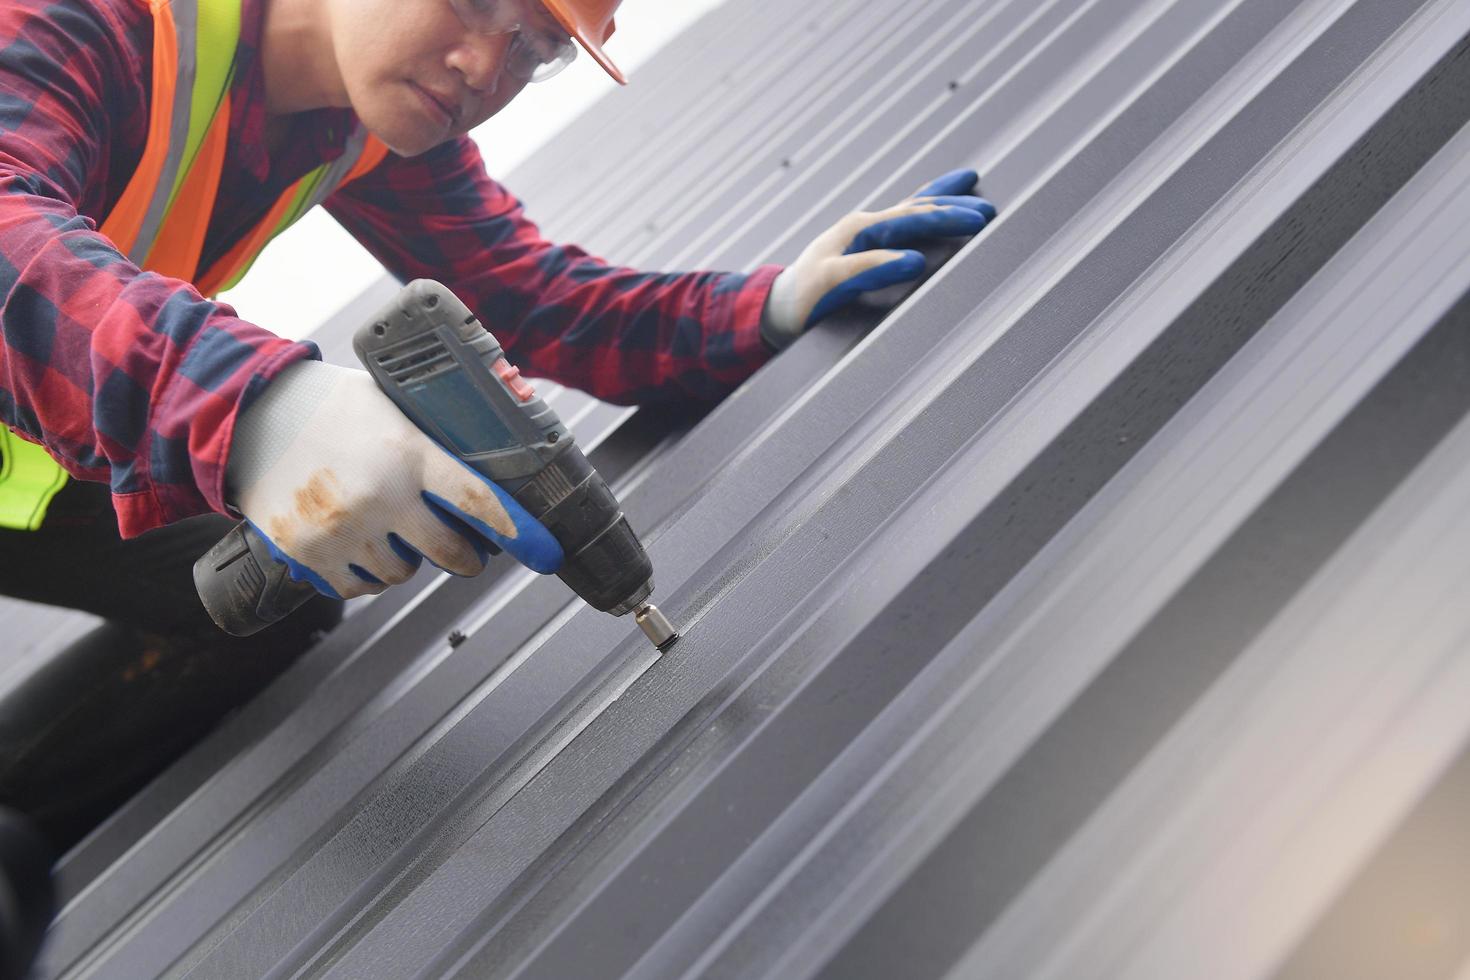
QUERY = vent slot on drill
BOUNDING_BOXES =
[529,461,576,507]
[375,339,454,384]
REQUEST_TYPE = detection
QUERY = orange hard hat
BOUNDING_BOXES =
[540,0,627,85]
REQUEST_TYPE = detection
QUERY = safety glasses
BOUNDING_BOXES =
[448,0,579,82]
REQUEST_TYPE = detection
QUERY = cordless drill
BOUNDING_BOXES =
[192,280,679,652]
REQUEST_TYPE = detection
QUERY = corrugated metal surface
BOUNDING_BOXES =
[33,0,1470,976]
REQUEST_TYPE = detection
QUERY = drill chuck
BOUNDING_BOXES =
[511,443,654,615]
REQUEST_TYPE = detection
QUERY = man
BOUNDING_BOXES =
[0,0,995,849]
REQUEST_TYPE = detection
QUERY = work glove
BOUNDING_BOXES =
[226,360,563,600]
[761,169,996,349]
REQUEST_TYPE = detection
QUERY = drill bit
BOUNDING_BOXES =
[635,603,680,652]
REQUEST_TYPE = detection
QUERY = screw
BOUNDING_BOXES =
[447,629,467,648]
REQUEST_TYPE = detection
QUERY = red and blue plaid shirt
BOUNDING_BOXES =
[0,0,779,536]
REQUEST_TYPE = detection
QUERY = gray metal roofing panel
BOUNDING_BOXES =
[557,0,957,252]
[0,605,99,695]
[34,0,1470,976]
[520,0,887,236]
[45,395,648,946]
[355,18,1470,976]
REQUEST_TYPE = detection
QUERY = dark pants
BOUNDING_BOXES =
[0,478,342,850]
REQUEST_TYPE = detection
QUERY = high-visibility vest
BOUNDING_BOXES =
[0,0,389,530]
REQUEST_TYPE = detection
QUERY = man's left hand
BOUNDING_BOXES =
[761,169,996,349]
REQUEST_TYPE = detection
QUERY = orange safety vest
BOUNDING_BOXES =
[0,0,390,530]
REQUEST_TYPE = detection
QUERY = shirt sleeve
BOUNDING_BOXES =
[324,136,782,407]
[0,0,317,537]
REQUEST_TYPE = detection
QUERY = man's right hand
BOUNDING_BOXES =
[226,360,562,600]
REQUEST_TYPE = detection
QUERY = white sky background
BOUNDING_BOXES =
[219,0,728,340]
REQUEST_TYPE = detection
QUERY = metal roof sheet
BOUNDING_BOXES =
[33,0,1470,976]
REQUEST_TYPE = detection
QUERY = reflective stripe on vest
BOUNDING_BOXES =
[0,0,391,531]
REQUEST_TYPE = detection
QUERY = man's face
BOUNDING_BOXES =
[326,0,552,156]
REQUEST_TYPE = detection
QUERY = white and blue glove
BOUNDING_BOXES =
[226,360,562,600]
[761,169,996,349]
